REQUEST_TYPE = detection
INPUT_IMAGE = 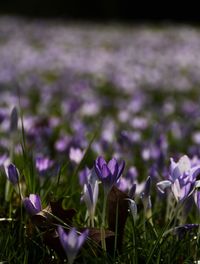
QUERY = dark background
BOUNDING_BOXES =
[0,1,199,23]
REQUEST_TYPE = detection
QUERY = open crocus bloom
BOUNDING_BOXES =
[157,155,200,201]
[58,226,88,264]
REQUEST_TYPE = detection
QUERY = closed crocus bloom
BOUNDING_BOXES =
[6,163,19,185]
[140,176,152,211]
[126,198,137,223]
[80,167,99,227]
[58,226,89,264]
[82,181,99,227]
[95,156,125,194]
[23,194,42,216]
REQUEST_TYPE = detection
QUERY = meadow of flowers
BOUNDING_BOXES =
[1,16,200,263]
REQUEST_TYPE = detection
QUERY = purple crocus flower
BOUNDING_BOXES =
[79,167,91,186]
[157,155,200,201]
[94,156,125,194]
[69,147,84,164]
[35,155,53,173]
[58,226,89,264]
[23,194,42,216]
[5,163,19,185]
[80,167,99,226]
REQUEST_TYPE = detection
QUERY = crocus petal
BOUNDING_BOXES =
[102,164,111,179]
[67,228,78,249]
[171,179,181,201]
[170,158,177,174]
[97,156,106,169]
[94,165,102,179]
[95,157,106,179]
[117,160,125,179]
[23,195,42,216]
[170,158,181,181]
[177,155,191,174]
[195,180,200,189]
[117,178,128,192]
[29,194,42,211]
[77,229,89,248]
[107,158,118,175]
[190,165,200,180]
[86,183,93,205]
[23,198,36,215]
[58,226,68,248]
[147,196,152,209]
[82,185,92,211]
[89,167,99,186]
[157,180,172,194]
[143,176,151,198]
[93,180,99,207]
[129,183,136,199]
[182,183,192,198]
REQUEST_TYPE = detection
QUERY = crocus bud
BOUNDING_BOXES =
[126,198,137,223]
[23,194,42,216]
[6,163,19,185]
[140,176,152,211]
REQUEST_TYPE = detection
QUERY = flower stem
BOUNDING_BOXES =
[89,212,95,228]
[91,215,94,228]
[102,193,107,227]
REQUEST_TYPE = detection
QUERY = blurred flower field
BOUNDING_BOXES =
[0,16,200,263]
